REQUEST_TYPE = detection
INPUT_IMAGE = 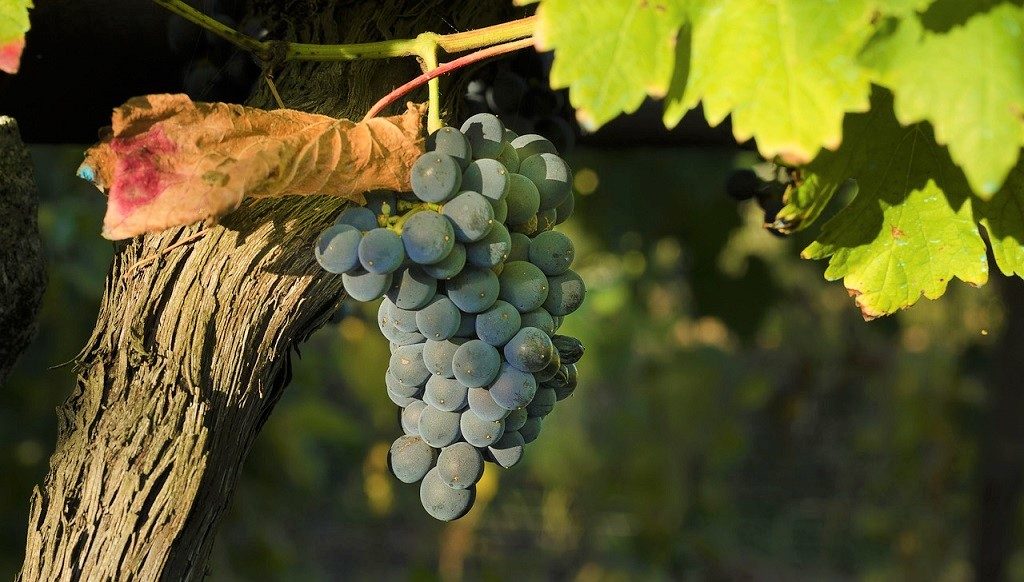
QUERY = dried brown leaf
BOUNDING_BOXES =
[79,94,425,240]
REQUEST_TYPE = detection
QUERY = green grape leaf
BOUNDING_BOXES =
[0,0,32,74]
[534,0,687,131]
[977,165,1024,277]
[862,3,1024,197]
[802,91,989,319]
[667,0,877,164]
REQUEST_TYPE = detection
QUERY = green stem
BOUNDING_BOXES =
[390,203,443,234]
[414,35,443,133]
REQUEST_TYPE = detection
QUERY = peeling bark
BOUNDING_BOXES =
[18,2,510,580]
[0,116,46,385]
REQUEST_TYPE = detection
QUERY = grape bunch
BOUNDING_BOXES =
[313,113,585,521]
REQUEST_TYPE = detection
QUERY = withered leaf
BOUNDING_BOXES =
[79,94,425,240]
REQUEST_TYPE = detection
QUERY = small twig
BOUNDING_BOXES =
[121,228,211,281]
[264,73,286,109]
[364,38,535,121]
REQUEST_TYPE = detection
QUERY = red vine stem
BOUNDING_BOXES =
[363,38,536,121]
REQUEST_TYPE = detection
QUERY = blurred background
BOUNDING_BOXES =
[1,1,1022,581]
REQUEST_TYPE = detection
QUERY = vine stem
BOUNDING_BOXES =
[363,38,534,121]
[152,0,535,62]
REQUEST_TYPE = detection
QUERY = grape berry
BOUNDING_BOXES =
[313,113,585,521]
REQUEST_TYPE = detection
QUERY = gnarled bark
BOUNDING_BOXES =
[18,2,510,580]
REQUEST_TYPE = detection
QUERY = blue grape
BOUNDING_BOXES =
[529,231,573,276]
[487,431,525,468]
[342,269,393,301]
[416,295,460,340]
[498,261,549,312]
[426,126,472,169]
[461,158,509,207]
[509,214,539,236]
[475,300,522,346]
[493,198,508,223]
[335,206,378,231]
[387,266,437,310]
[520,308,555,336]
[401,211,455,265]
[465,222,511,269]
[526,387,556,418]
[389,436,435,484]
[510,133,556,161]
[460,409,505,447]
[488,362,537,410]
[423,338,464,378]
[379,316,425,345]
[495,141,520,173]
[452,340,502,388]
[543,270,586,316]
[519,152,572,211]
[425,375,469,412]
[314,224,361,274]
[546,363,578,401]
[460,113,505,159]
[503,326,554,373]
[418,405,462,448]
[554,192,575,225]
[508,232,531,262]
[534,349,562,383]
[411,152,462,203]
[389,343,430,388]
[535,208,558,234]
[505,173,541,225]
[467,387,511,422]
[437,442,484,489]
[552,334,585,365]
[552,315,564,331]
[388,385,422,407]
[443,191,495,242]
[386,368,421,397]
[503,407,528,432]
[381,298,419,333]
[422,242,466,280]
[420,467,475,521]
[401,400,426,436]
[358,227,405,274]
[447,268,499,313]
[519,417,543,444]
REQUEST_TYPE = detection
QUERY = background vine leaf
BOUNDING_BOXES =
[861,3,1024,197]
[802,91,989,319]
[533,0,687,131]
[80,94,425,240]
[668,0,877,164]
[0,0,32,74]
